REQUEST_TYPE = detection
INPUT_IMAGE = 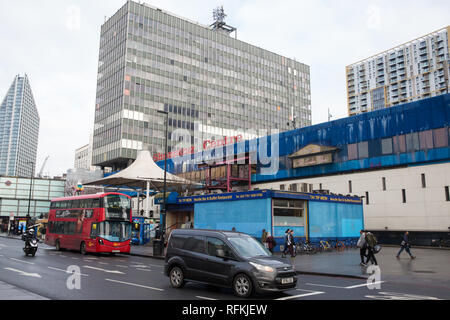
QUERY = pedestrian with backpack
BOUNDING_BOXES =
[365,231,378,265]
[357,230,368,266]
[396,231,416,259]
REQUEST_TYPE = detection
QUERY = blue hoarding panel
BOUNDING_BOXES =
[308,202,363,240]
[194,198,271,238]
[273,226,305,238]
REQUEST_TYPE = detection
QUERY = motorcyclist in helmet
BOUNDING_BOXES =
[22,227,37,246]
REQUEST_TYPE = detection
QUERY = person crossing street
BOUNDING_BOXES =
[396,231,416,259]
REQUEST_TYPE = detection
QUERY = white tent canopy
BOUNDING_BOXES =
[85,150,200,217]
[85,150,197,190]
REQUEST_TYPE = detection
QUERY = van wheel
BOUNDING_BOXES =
[80,242,87,255]
[55,240,61,251]
[233,273,253,298]
[169,266,185,288]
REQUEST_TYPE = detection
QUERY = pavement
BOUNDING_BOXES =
[2,232,450,290]
[0,280,49,300]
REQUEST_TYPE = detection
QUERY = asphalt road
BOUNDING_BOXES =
[0,236,449,301]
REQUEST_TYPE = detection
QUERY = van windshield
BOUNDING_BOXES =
[228,235,271,259]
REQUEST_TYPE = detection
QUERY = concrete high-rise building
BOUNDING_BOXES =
[92,0,311,170]
[346,26,450,116]
[74,133,98,171]
[0,74,39,177]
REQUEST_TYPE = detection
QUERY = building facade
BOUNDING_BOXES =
[74,144,90,170]
[74,133,97,171]
[0,74,40,177]
[157,93,450,244]
[346,26,450,116]
[0,176,65,219]
[164,189,363,248]
[92,0,311,171]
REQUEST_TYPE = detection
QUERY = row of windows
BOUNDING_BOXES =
[347,128,449,161]
[50,198,101,210]
[363,186,450,205]
[170,235,235,258]
[48,221,79,235]
[127,6,309,72]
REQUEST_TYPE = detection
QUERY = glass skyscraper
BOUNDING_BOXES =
[0,74,40,177]
[93,1,311,170]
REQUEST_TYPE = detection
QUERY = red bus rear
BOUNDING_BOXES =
[45,192,132,254]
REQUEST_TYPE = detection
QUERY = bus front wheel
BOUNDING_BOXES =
[55,239,61,251]
[80,242,87,255]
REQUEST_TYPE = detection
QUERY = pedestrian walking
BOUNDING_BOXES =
[396,231,416,259]
[281,229,290,258]
[357,230,368,266]
[287,229,295,258]
[365,231,378,265]
[261,229,268,247]
[266,233,276,253]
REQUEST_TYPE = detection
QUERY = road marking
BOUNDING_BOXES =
[136,268,152,272]
[305,281,385,289]
[276,289,324,300]
[4,267,41,278]
[365,291,442,300]
[131,264,149,268]
[98,262,109,265]
[305,283,347,289]
[105,278,164,291]
[83,266,125,274]
[196,296,217,300]
[9,258,34,265]
[48,266,89,277]
[345,281,385,289]
[114,265,128,268]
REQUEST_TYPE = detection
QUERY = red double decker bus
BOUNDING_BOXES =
[45,193,132,255]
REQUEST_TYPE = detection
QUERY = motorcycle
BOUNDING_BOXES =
[23,238,39,257]
[22,228,39,257]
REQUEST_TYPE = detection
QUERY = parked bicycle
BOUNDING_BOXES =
[319,240,332,251]
[296,240,317,254]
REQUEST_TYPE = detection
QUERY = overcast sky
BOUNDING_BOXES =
[1,0,449,177]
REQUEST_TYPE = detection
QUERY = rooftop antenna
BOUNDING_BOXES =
[211,6,237,38]
[287,106,298,129]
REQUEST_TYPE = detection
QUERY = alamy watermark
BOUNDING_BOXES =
[160,123,281,176]
[66,265,81,290]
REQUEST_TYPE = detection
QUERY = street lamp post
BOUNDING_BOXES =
[26,161,35,223]
[157,110,168,240]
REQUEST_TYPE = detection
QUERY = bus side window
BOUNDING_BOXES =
[92,198,100,208]
[73,200,80,209]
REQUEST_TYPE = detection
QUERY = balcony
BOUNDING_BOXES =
[419,55,428,62]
